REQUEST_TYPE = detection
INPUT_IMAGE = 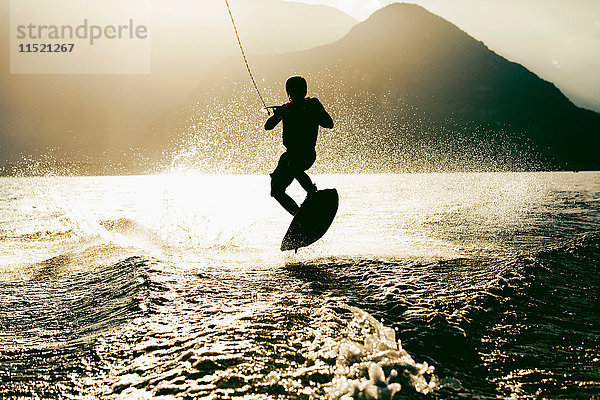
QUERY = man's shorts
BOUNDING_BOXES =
[270,150,316,189]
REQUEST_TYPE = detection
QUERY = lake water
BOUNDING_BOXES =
[0,172,598,399]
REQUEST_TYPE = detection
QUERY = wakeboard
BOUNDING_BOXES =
[281,189,339,251]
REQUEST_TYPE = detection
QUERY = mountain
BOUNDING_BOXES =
[296,0,600,113]
[0,0,356,168]
[154,3,600,172]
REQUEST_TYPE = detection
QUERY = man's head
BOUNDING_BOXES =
[286,76,307,102]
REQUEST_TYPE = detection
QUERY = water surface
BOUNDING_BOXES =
[1,172,598,399]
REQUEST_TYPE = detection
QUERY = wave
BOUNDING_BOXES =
[0,228,75,241]
[465,231,600,398]
[99,218,166,250]
[279,231,600,398]
[0,254,165,398]
[0,216,170,282]
[2,231,597,399]
[0,255,157,348]
[0,217,164,247]
[74,304,437,399]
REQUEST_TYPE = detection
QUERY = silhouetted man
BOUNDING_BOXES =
[265,76,333,215]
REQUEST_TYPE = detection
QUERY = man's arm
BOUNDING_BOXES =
[320,108,334,129]
[265,106,287,130]
[265,114,282,130]
[313,98,333,129]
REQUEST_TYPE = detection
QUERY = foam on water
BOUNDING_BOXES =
[321,307,437,398]
[73,294,437,399]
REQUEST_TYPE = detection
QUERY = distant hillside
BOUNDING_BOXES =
[154,3,600,172]
[0,0,356,167]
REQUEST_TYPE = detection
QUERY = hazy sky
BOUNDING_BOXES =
[291,0,600,111]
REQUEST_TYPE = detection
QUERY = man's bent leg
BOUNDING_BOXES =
[296,172,317,194]
[271,181,299,216]
[293,151,317,195]
[270,152,299,216]
[272,191,299,216]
